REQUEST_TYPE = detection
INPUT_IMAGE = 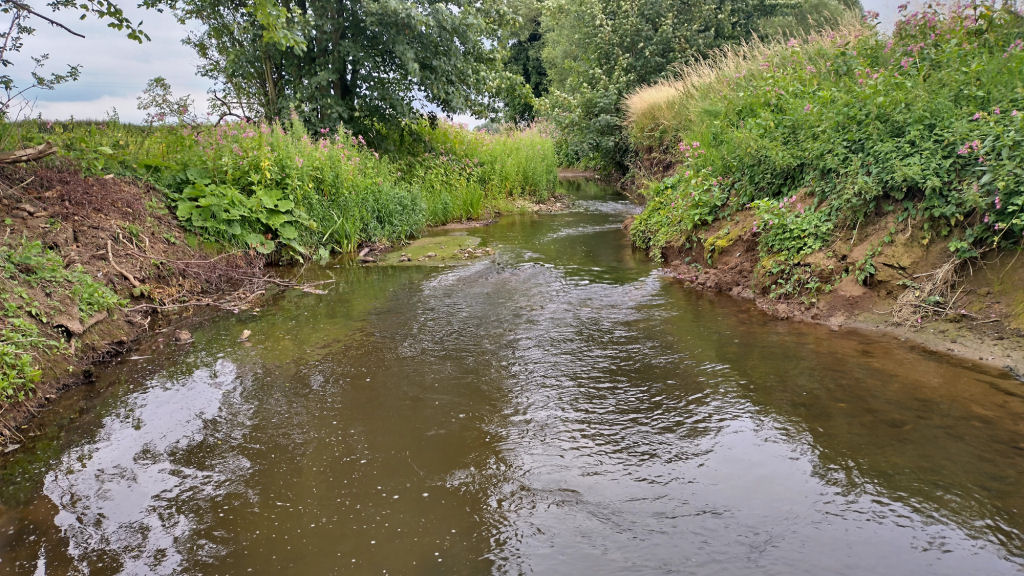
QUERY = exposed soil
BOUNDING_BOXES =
[0,164,267,442]
[637,207,1024,377]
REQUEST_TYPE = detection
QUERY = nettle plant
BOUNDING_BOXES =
[750,195,833,263]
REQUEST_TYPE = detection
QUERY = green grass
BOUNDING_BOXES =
[626,1,1024,294]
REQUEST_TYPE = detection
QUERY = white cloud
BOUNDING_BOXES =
[20,92,211,123]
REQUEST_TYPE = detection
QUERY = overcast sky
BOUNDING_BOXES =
[9,5,210,122]
[10,0,900,124]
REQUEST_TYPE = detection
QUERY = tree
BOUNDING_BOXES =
[137,76,199,125]
[170,0,518,133]
[0,0,149,118]
[499,0,548,124]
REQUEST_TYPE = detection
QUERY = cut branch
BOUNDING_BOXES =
[0,141,56,164]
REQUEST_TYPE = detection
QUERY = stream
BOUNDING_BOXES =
[1,180,1024,575]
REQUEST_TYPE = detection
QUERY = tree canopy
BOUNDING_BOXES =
[169,0,517,132]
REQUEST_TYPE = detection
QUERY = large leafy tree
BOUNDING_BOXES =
[539,0,861,170]
[0,0,148,118]
[171,0,516,131]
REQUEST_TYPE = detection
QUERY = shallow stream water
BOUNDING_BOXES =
[2,180,1024,575]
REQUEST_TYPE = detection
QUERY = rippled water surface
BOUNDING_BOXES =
[2,180,1024,575]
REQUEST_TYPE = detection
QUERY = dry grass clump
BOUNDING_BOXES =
[623,19,865,148]
[891,258,965,325]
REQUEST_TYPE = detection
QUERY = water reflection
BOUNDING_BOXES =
[1,179,1023,575]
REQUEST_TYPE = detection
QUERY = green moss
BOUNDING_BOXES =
[375,235,487,266]
[702,225,743,265]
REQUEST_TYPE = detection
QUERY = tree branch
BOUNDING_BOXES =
[6,1,85,38]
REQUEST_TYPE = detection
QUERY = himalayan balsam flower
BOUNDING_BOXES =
[957,140,981,155]
[984,214,990,223]
[804,104,812,112]
[995,196,1002,210]
[994,107,1001,115]
[971,112,983,120]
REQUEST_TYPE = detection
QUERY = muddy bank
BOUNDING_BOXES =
[0,165,269,441]
[632,210,1024,377]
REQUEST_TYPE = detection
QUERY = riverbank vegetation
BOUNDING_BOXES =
[0,0,566,415]
[627,2,1024,305]
[6,118,556,256]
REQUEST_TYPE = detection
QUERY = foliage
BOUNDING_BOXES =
[750,196,833,262]
[0,238,125,319]
[165,0,519,131]
[538,0,859,171]
[137,76,200,126]
[10,115,557,257]
[500,0,548,124]
[627,1,1024,297]
[630,161,730,260]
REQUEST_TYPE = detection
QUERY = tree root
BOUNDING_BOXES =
[107,240,141,288]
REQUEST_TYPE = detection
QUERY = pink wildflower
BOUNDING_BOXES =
[957,140,981,155]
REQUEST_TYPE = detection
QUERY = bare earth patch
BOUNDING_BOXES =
[0,165,268,441]
[647,207,1024,377]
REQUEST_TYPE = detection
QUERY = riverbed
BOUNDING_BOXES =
[1,180,1023,575]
